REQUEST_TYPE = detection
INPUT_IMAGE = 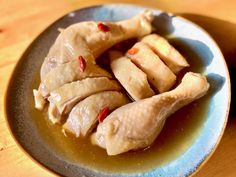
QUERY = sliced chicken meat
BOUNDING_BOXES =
[63,91,130,137]
[48,102,62,124]
[141,34,189,74]
[34,10,153,110]
[38,59,112,98]
[127,42,176,93]
[40,32,94,81]
[109,51,155,100]
[48,77,121,123]
[91,72,209,155]
[33,89,47,110]
[40,10,153,80]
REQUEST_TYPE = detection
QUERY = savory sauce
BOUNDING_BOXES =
[29,37,210,173]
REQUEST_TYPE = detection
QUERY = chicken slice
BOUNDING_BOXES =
[38,59,112,98]
[141,34,189,74]
[127,42,176,93]
[40,10,153,80]
[48,77,121,122]
[33,89,47,110]
[48,102,62,124]
[109,51,155,100]
[91,72,209,155]
[63,91,130,137]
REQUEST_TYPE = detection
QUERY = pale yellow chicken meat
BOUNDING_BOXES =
[40,10,154,80]
[91,72,209,155]
[141,34,189,74]
[31,9,210,157]
[37,59,112,98]
[48,77,121,123]
[109,51,155,101]
[63,91,130,137]
[127,42,176,93]
[34,10,154,110]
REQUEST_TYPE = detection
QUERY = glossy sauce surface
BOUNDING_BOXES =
[30,37,210,173]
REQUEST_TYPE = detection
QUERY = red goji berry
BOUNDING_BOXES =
[127,48,139,55]
[97,106,110,123]
[97,22,110,32]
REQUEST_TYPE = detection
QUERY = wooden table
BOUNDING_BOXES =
[0,0,235,176]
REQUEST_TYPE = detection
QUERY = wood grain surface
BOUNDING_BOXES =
[0,0,235,177]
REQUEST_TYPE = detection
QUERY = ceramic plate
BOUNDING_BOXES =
[5,4,231,177]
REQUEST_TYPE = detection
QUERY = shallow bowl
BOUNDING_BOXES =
[5,4,231,177]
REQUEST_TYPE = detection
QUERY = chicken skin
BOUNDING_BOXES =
[91,72,209,155]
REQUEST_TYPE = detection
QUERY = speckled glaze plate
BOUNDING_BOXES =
[5,4,231,177]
